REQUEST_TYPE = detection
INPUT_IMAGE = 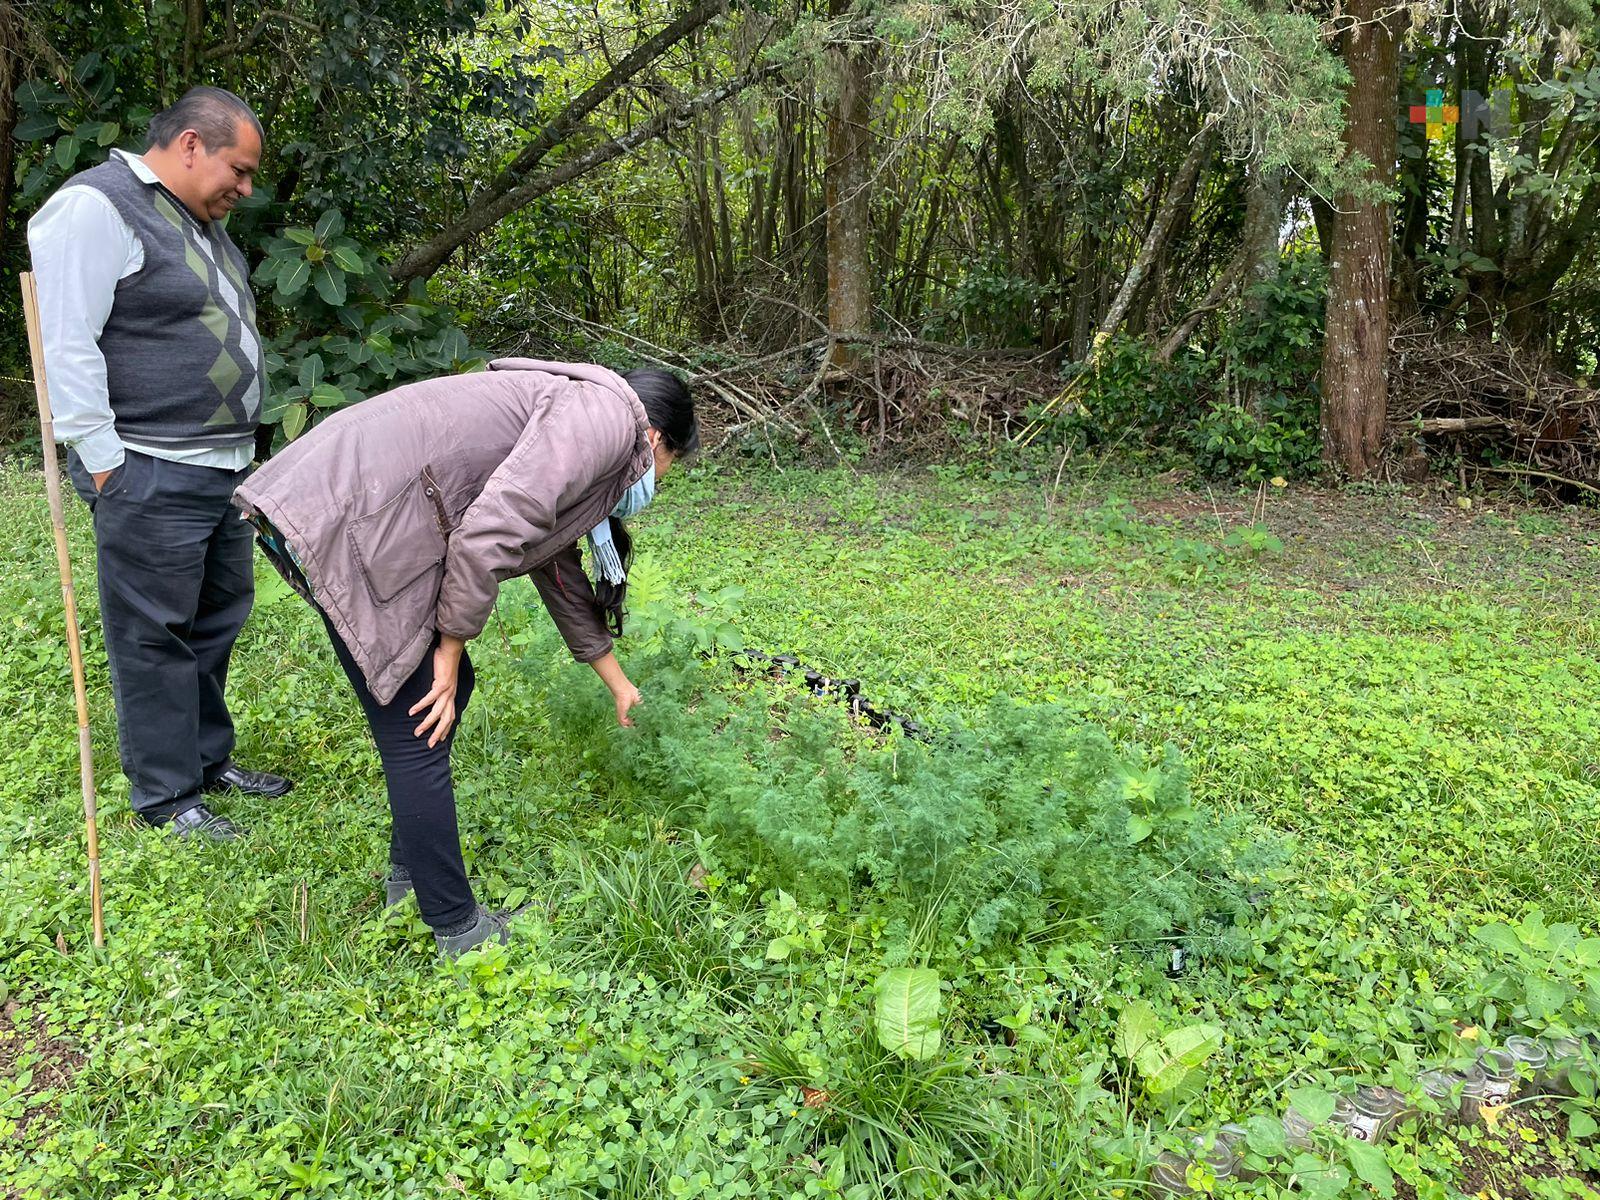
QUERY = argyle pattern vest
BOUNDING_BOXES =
[64,154,262,451]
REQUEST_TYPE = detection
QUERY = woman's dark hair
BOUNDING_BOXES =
[623,369,698,455]
[592,517,633,637]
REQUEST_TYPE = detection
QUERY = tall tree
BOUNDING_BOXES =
[824,0,874,367]
[1320,0,1401,479]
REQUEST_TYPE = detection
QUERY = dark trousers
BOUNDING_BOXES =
[68,449,254,821]
[321,615,479,931]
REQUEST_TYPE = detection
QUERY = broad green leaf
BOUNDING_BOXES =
[1126,814,1153,844]
[314,209,345,241]
[1293,1157,1350,1200]
[1138,1023,1223,1094]
[1567,1108,1597,1139]
[281,402,308,441]
[97,121,121,146]
[260,387,298,423]
[284,227,318,246]
[1114,1000,1160,1059]
[298,354,325,390]
[1287,1086,1338,1126]
[14,114,62,141]
[277,257,311,298]
[330,244,365,273]
[54,136,80,169]
[254,565,295,608]
[1345,1140,1394,1196]
[875,968,941,1061]
[312,264,347,307]
[1244,1114,1287,1158]
[1526,975,1569,1022]
[764,938,791,962]
[308,383,345,409]
[1472,923,1524,956]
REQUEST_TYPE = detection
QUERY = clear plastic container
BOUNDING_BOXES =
[1505,1035,1550,1083]
[1416,1068,1463,1115]
[1193,1135,1238,1181]
[1282,1105,1320,1150]
[1149,1151,1192,1195]
[1458,1063,1491,1122]
[1216,1123,1257,1180]
[1477,1048,1517,1105]
[1346,1085,1403,1141]
[1543,1035,1585,1096]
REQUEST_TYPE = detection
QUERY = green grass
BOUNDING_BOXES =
[2,458,1598,1198]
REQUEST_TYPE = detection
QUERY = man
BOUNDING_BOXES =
[28,86,291,841]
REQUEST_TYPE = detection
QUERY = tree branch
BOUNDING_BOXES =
[391,62,776,282]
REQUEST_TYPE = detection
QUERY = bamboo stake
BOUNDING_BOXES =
[20,271,104,948]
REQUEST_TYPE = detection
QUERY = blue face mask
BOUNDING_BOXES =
[610,462,656,518]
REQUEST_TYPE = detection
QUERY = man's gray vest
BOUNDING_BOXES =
[64,154,263,452]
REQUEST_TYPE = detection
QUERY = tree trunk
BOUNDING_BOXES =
[1241,159,1284,310]
[182,0,206,80]
[1319,0,1400,480]
[0,2,20,259]
[1093,118,1217,351]
[1460,0,1501,336]
[825,0,873,369]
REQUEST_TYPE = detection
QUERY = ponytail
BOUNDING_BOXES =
[592,516,633,636]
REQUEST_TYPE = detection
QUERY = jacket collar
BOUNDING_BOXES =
[487,358,650,438]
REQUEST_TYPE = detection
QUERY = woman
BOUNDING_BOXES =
[235,358,696,956]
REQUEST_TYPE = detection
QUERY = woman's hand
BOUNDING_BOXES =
[590,651,642,727]
[613,680,643,727]
[410,634,466,747]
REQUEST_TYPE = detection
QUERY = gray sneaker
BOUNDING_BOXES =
[434,906,514,958]
[384,871,414,908]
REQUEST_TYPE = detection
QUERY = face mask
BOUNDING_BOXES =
[611,462,656,519]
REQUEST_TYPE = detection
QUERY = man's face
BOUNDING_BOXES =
[182,122,261,221]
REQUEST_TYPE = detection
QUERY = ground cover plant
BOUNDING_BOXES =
[2,458,1599,1198]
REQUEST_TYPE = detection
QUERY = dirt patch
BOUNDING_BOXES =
[0,997,83,1166]
[1395,1101,1600,1200]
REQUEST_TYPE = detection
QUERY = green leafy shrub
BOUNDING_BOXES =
[921,253,1046,347]
[1042,259,1325,480]
[1050,337,1209,453]
[539,620,1279,959]
[1185,259,1325,481]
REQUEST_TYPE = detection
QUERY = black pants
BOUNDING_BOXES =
[68,449,254,821]
[321,614,479,931]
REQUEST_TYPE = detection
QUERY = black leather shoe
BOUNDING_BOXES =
[148,804,244,842]
[204,763,293,798]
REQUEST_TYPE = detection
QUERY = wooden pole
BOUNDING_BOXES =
[20,271,104,948]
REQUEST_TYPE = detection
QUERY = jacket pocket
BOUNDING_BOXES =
[347,472,449,605]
